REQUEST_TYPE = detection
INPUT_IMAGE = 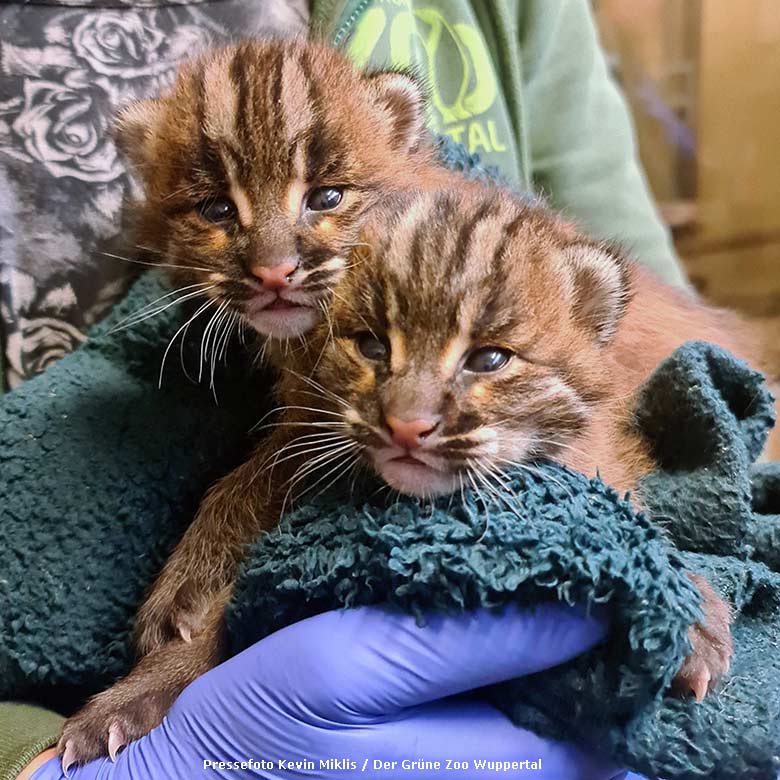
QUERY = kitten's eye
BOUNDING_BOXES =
[355,332,388,361]
[197,197,236,223]
[306,186,343,211]
[464,347,512,373]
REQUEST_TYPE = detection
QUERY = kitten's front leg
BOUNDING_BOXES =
[59,424,306,765]
[59,600,225,767]
[135,426,298,656]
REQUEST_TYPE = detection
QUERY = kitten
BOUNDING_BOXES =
[114,38,446,343]
[254,185,767,703]
[307,184,764,701]
[59,39,451,766]
[314,187,770,500]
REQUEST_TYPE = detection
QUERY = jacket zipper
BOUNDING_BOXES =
[332,0,374,47]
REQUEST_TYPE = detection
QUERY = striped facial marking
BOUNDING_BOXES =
[313,187,631,499]
[114,39,435,344]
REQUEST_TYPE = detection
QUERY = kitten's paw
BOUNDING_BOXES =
[58,681,175,767]
[672,573,733,701]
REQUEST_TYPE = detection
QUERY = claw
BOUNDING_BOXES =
[108,723,127,761]
[61,740,77,776]
[691,667,712,702]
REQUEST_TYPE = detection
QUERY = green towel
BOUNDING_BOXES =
[226,340,780,780]
[1,141,780,779]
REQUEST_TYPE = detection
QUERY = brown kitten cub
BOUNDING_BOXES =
[115,37,447,342]
[112,37,452,656]
[315,187,767,501]
[304,185,770,701]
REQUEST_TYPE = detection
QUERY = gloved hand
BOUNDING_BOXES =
[34,604,625,780]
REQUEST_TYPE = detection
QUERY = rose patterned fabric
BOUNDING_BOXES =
[0,0,308,388]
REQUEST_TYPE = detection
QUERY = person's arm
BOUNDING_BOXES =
[17,750,56,780]
[517,0,690,289]
[0,704,62,780]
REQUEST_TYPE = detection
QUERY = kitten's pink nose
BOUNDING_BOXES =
[250,262,298,291]
[386,415,440,450]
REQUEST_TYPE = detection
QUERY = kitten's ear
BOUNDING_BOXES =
[562,243,631,345]
[112,98,165,171]
[365,69,427,152]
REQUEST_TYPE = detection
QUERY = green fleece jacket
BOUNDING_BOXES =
[314,0,687,287]
[1,1,687,777]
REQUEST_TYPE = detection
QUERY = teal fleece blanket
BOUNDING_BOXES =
[2,146,780,779]
[3,277,780,780]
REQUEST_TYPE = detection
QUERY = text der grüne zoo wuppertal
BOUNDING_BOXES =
[203,757,544,773]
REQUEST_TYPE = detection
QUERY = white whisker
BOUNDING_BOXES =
[280,442,359,516]
[219,312,239,364]
[281,368,350,409]
[305,450,364,506]
[466,467,491,542]
[100,250,214,275]
[285,441,357,489]
[290,446,361,503]
[251,431,347,484]
[254,405,343,429]
[252,420,347,437]
[109,284,216,333]
[266,436,350,473]
[158,297,216,389]
[495,457,574,500]
[209,303,234,389]
[199,300,229,383]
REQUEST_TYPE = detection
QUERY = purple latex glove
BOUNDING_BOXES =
[34,604,624,780]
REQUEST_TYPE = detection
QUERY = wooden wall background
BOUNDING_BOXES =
[595,0,780,317]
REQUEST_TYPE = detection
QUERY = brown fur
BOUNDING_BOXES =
[312,187,770,498]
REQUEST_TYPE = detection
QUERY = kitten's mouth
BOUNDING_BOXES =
[265,298,306,311]
[245,293,318,339]
[390,455,425,466]
[374,449,460,498]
